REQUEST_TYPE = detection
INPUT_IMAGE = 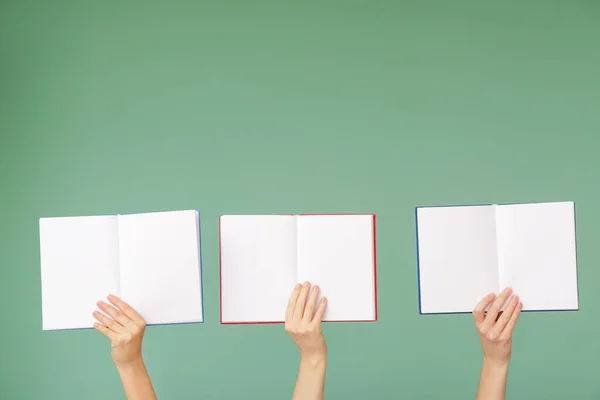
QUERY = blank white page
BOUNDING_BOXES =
[296,215,376,321]
[220,215,297,323]
[496,202,578,311]
[40,216,120,330]
[416,206,499,314]
[118,210,203,325]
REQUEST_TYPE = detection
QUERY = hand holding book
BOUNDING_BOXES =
[285,282,328,362]
[286,282,328,400]
[93,295,157,400]
[473,288,523,400]
[93,294,147,368]
[473,287,522,366]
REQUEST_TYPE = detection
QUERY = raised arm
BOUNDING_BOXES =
[93,294,157,400]
[473,288,523,400]
[285,282,328,400]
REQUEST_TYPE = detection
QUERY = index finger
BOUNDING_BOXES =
[482,287,512,329]
[491,295,519,337]
[473,293,496,325]
[94,323,118,340]
[107,294,143,322]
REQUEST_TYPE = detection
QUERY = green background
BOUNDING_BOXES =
[1,1,599,398]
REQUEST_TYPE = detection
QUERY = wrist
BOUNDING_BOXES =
[115,357,145,373]
[482,357,510,371]
[300,351,327,369]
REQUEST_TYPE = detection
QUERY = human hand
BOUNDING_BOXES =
[285,282,328,364]
[93,294,147,368]
[473,288,523,367]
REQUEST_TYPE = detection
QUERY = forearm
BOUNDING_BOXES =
[292,355,327,400]
[117,360,157,400]
[476,359,509,400]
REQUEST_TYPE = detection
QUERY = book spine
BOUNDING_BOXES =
[219,216,223,324]
[373,214,378,321]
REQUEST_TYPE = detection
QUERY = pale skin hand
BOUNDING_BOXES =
[474,287,523,400]
[286,282,328,400]
[93,295,157,400]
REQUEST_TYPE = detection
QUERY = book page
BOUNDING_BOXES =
[296,215,376,321]
[496,202,578,311]
[416,205,499,314]
[220,215,297,323]
[118,210,203,325]
[39,216,120,330]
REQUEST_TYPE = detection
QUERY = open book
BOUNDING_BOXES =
[39,210,203,330]
[219,214,377,324]
[416,201,579,314]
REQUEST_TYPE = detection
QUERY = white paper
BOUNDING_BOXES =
[118,210,203,325]
[416,206,499,314]
[40,216,120,330]
[219,214,377,323]
[496,202,578,311]
[417,202,579,314]
[219,215,297,323]
[297,215,376,321]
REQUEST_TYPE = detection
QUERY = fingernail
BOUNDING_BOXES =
[295,283,301,289]
[303,281,309,287]
[108,294,115,300]
[313,285,319,292]
[503,287,512,294]
[322,297,327,303]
